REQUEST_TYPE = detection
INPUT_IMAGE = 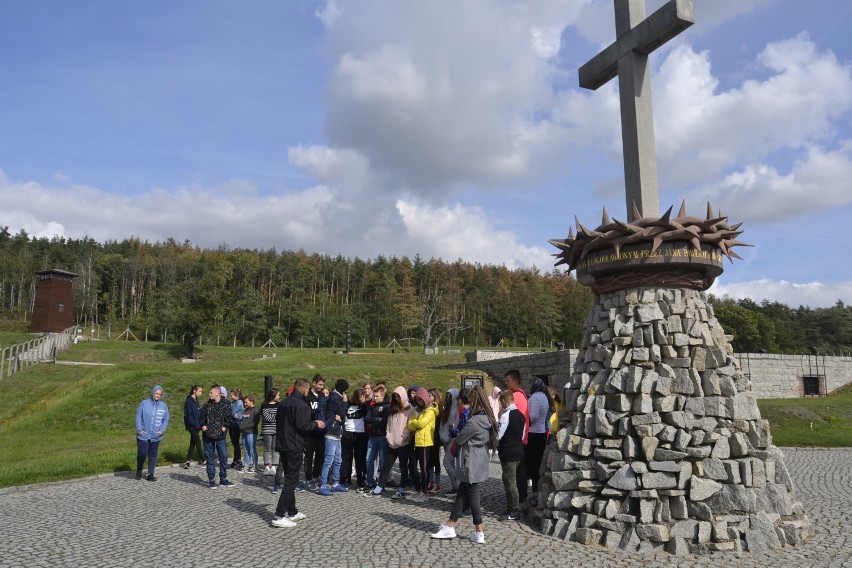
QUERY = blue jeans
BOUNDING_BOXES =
[242,432,258,467]
[204,437,229,482]
[319,436,342,487]
[365,437,388,486]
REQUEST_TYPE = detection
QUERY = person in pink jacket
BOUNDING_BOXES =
[374,386,414,498]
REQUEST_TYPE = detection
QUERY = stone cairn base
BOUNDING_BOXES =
[536,287,811,554]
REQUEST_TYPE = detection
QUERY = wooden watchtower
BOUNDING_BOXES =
[29,269,78,333]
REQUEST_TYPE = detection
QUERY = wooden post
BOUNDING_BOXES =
[1,347,6,378]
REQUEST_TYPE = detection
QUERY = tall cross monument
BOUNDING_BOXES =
[579,0,694,220]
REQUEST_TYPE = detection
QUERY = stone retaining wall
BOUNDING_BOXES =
[448,349,852,399]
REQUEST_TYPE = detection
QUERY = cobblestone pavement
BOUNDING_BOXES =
[1,448,850,567]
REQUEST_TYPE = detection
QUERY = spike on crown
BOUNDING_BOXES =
[548,202,751,273]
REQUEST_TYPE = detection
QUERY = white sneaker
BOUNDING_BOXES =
[469,531,485,544]
[430,524,457,539]
[286,512,306,521]
[415,493,429,503]
[271,516,297,528]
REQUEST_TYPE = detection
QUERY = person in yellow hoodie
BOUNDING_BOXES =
[407,386,438,503]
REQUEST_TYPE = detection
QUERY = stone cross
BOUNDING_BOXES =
[579,0,694,220]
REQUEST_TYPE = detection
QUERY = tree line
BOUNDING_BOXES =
[1,227,849,355]
[0,228,593,354]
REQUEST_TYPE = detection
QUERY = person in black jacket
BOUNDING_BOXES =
[183,385,203,468]
[303,374,326,490]
[364,385,390,494]
[271,379,325,528]
[200,384,236,489]
[496,390,525,521]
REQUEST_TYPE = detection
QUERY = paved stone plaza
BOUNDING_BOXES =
[0,448,849,567]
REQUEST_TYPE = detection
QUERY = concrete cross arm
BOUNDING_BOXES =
[579,0,695,90]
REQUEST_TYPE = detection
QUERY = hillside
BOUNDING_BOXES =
[1,339,850,488]
[0,339,468,488]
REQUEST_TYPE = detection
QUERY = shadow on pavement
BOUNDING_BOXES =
[224,497,270,520]
[168,472,213,487]
[373,511,440,531]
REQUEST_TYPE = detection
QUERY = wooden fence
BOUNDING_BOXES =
[0,327,77,378]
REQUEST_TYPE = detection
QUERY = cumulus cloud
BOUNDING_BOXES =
[656,35,852,190]
[710,278,852,309]
[0,169,334,250]
[574,0,773,47]
[320,0,584,194]
[0,168,549,268]
[554,33,852,216]
[687,143,852,221]
[396,200,554,269]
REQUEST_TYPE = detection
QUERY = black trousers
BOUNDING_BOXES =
[186,429,203,462]
[304,434,325,481]
[341,431,368,485]
[228,423,241,463]
[414,446,431,493]
[525,432,548,492]
[274,450,303,517]
[429,443,440,485]
[379,443,412,488]
[450,481,483,525]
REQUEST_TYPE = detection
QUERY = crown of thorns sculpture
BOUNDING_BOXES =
[549,201,751,273]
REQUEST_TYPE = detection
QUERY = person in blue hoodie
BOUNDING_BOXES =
[135,384,170,481]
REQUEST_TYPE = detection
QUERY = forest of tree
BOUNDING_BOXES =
[1,227,850,355]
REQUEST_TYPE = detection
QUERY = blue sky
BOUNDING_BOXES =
[2,0,851,307]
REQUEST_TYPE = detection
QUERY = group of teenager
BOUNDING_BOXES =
[134,368,562,543]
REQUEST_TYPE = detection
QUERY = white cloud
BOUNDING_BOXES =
[710,278,852,309]
[574,0,773,47]
[396,200,554,269]
[320,1,584,193]
[315,0,342,28]
[0,165,551,269]
[655,35,852,190]
[687,143,852,221]
[0,170,334,250]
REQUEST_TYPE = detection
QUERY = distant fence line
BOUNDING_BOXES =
[0,327,77,378]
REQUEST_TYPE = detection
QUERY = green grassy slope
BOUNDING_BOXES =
[0,340,469,488]
[1,339,850,488]
[757,383,852,447]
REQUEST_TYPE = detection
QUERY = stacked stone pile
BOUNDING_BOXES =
[537,286,811,554]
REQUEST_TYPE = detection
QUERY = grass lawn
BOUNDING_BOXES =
[1,338,850,488]
[0,339,475,488]
[757,383,852,447]
[0,331,40,349]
